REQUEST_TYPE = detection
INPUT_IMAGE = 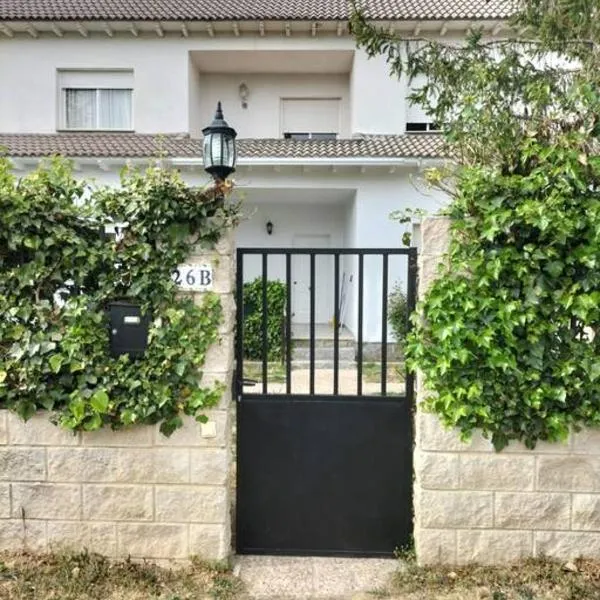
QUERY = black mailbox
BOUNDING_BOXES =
[108,301,150,358]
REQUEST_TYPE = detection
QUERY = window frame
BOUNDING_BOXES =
[57,70,134,132]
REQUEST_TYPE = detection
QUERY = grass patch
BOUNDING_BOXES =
[387,556,600,599]
[0,551,243,600]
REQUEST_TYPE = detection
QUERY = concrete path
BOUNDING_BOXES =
[234,555,399,599]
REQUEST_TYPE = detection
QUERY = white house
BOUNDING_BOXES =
[0,0,510,344]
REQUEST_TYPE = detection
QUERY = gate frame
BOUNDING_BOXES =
[235,246,418,557]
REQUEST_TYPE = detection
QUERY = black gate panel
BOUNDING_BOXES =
[237,396,413,556]
[236,247,418,557]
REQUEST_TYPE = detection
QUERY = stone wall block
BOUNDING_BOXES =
[216,293,236,334]
[12,483,81,520]
[0,520,47,552]
[7,412,79,446]
[460,455,535,491]
[418,254,447,297]
[535,531,600,560]
[538,456,600,492]
[190,524,229,560]
[214,231,235,256]
[155,486,227,524]
[117,523,189,559]
[456,530,533,565]
[203,336,234,374]
[418,413,466,452]
[0,483,9,518]
[572,495,600,531]
[0,448,46,481]
[503,439,571,454]
[420,491,493,528]
[415,452,459,489]
[155,412,229,448]
[495,492,570,530]
[190,448,229,485]
[0,411,8,445]
[83,485,154,521]
[153,448,190,484]
[573,428,600,454]
[48,448,155,483]
[81,425,153,447]
[420,217,451,257]
[416,529,456,565]
[48,522,117,557]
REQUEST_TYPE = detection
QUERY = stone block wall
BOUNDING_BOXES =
[415,218,600,564]
[0,233,235,562]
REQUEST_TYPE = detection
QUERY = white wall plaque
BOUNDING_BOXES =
[172,264,213,291]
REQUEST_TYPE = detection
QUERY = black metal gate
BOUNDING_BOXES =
[235,247,417,557]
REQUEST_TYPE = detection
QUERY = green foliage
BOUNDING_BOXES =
[0,157,239,436]
[242,278,287,361]
[351,1,600,449]
[388,285,409,345]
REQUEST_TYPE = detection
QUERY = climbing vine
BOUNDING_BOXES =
[352,1,600,449]
[0,157,240,436]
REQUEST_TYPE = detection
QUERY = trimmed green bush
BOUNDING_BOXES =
[388,284,409,344]
[243,279,287,361]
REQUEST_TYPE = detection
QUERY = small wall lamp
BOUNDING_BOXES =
[266,221,273,235]
[239,82,250,109]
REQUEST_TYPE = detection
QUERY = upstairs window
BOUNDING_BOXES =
[281,98,340,140]
[58,70,133,131]
[406,74,440,133]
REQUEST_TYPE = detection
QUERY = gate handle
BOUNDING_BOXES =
[242,378,257,387]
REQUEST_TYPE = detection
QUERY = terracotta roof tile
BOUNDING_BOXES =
[0,132,445,160]
[0,0,513,22]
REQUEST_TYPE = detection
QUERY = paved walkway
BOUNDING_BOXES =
[234,555,399,599]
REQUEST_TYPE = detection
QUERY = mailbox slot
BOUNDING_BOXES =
[108,301,150,358]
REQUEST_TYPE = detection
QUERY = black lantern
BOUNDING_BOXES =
[202,101,237,181]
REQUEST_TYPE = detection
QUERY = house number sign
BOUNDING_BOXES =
[172,264,213,291]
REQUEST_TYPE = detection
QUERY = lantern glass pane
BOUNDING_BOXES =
[203,135,212,168]
[212,133,224,166]
[225,137,235,167]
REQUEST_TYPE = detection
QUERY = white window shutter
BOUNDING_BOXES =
[281,99,340,134]
[405,74,430,125]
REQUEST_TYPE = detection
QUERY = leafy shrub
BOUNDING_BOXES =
[0,157,239,436]
[243,279,287,361]
[388,285,409,344]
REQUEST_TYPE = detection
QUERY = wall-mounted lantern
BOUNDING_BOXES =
[239,82,250,109]
[108,300,150,359]
[266,221,274,235]
[202,101,238,182]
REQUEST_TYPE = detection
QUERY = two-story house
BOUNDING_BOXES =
[0,0,510,345]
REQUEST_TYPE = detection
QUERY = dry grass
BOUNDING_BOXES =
[386,556,600,600]
[0,551,243,600]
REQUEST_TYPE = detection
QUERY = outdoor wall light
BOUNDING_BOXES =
[239,82,250,109]
[202,101,238,182]
[266,221,274,235]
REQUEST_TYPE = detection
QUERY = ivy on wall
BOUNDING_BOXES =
[351,0,600,449]
[0,157,240,436]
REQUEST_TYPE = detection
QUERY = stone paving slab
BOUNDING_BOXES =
[234,555,399,599]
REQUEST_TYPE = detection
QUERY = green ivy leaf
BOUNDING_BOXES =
[49,355,64,374]
[90,390,109,413]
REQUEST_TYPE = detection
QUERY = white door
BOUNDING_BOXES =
[292,234,333,324]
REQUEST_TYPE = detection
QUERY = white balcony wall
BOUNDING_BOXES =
[194,73,351,139]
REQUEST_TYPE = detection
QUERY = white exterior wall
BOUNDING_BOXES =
[0,36,189,134]
[0,34,413,136]
[350,51,408,135]
[195,73,351,139]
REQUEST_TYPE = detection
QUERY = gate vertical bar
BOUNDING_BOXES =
[236,249,244,402]
[310,253,316,395]
[285,252,292,395]
[261,252,268,395]
[357,253,364,396]
[405,248,418,405]
[333,253,340,395]
[381,253,389,396]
